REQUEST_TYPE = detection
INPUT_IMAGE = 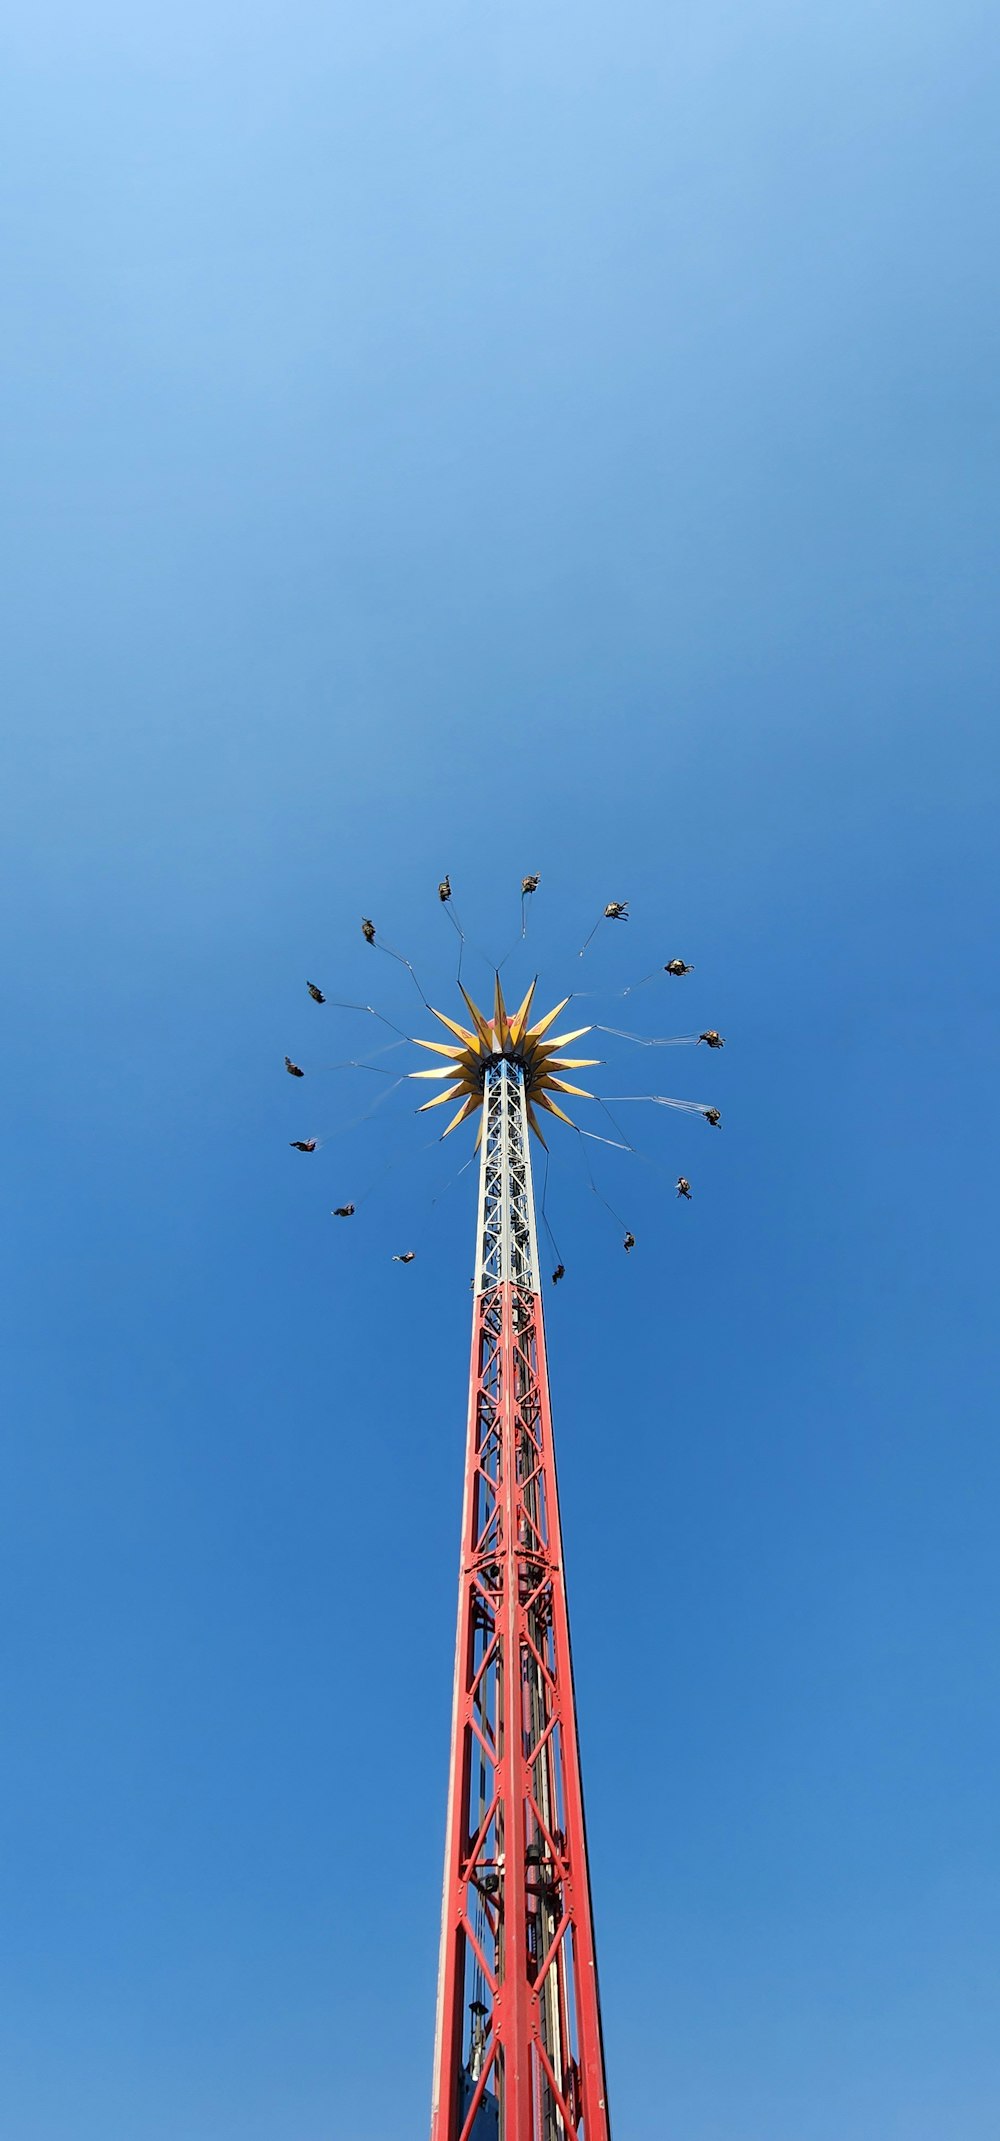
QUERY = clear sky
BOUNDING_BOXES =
[2,2,999,2137]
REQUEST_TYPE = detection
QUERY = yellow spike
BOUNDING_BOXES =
[441,1094,479,1138]
[507,978,538,1048]
[525,1099,549,1149]
[547,1056,601,1070]
[527,996,571,1041]
[535,1091,575,1127]
[493,972,510,1051]
[413,1036,466,1059]
[539,1025,592,1050]
[410,1064,464,1080]
[431,1005,478,1048]
[458,985,494,1050]
[417,1082,463,1112]
[544,1077,594,1099]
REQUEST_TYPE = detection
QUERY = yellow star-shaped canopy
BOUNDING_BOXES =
[409,975,600,1144]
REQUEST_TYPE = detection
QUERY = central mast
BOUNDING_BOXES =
[429,1052,612,2141]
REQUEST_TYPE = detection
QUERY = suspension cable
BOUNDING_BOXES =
[308,1039,411,1074]
[429,1144,479,1209]
[352,1127,441,1209]
[540,1148,564,1268]
[594,1025,700,1047]
[574,1128,631,1234]
[308,1075,407,1150]
[598,1093,711,1114]
[326,999,413,1040]
[376,937,433,1010]
[597,1097,683,1190]
[441,897,466,988]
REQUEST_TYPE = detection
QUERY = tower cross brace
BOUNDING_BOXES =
[430,1059,612,2141]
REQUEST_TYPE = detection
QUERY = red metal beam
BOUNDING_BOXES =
[430,1279,611,2141]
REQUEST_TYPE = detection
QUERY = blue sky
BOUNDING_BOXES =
[2,2,999,2136]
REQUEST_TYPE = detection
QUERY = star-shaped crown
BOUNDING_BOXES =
[410,976,599,1145]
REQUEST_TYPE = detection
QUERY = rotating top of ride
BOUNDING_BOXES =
[409,974,599,1147]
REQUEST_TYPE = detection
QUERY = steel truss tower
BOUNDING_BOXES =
[430,1059,612,2141]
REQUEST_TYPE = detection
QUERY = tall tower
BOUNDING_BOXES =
[414,981,612,2141]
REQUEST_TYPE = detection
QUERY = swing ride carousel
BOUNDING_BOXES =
[281,876,729,2137]
[280,878,726,1274]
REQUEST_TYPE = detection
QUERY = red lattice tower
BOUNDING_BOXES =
[424,1020,612,2141]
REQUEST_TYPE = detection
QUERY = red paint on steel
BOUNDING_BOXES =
[430,1279,611,2141]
